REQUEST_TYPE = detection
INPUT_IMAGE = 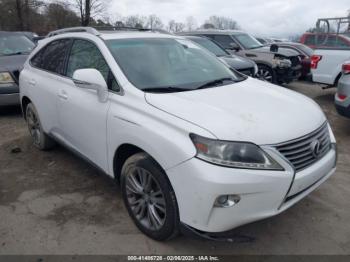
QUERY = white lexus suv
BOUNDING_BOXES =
[19,27,337,241]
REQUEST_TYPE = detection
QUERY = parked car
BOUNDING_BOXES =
[300,33,350,49]
[335,62,350,117]
[183,35,257,77]
[0,31,35,106]
[275,42,314,79]
[20,27,337,241]
[181,30,302,84]
[16,31,39,43]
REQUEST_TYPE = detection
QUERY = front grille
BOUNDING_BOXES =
[274,123,331,172]
[238,68,254,77]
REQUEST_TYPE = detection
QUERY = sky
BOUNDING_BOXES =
[109,0,349,37]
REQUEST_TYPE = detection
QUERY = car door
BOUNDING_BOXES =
[27,39,72,134]
[57,39,116,171]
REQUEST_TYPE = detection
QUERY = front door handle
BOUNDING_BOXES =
[28,79,36,86]
[58,90,68,100]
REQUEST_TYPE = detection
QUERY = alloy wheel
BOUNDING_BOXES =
[125,167,166,231]
[256,68,273,82]
[26,107,41,145]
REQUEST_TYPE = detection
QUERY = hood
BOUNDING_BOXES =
[253,46,299,57]
[145,78,326,145]
[0,54,28,72]
[219,55,255,70]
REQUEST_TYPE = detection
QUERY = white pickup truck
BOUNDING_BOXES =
[311,48,350,87]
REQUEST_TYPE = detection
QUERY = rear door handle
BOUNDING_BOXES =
[58,90,68,100]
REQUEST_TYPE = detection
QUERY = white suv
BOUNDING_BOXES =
[19,27,337,241]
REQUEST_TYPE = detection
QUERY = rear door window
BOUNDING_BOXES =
[31,39,72,75]
[42,39,72,75]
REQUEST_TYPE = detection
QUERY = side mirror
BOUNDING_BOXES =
[228,42,240,51]
[270,44,279,53]
[72,68,108,103]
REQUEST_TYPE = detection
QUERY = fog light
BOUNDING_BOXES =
[214,194,241,208]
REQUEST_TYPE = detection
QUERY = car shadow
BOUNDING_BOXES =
[0,106,22,116]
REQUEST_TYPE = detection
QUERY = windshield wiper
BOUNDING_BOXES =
[141,86,190,93]
[195,77,236,90]
[3,51,30,56]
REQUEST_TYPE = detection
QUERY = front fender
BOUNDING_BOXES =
[106,92,215,177]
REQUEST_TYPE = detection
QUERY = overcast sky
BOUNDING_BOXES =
[110,0,349,37]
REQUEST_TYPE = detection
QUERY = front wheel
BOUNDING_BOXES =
[121,152,179,240]
[256,65,276,83]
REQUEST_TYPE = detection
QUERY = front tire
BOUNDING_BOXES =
[121,152,179,240]
[256,65,276,83]
[25,103,55,150]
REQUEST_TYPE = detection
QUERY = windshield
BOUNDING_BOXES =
[0,35,35,56]
[106,38,242,91]
[189,37,228,57]
[234,34,263,49]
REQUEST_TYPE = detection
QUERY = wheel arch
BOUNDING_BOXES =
[334,72,342,87]
[113,143,170,184]
[21,96,32,120]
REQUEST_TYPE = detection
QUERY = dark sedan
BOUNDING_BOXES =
[0,31,35,106]
[183,35,258,77]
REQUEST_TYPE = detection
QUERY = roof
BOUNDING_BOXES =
[46,26,176,41]
[181,29,245,35]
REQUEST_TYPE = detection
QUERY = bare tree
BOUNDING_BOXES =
[167,20,185,33]
[74,0,105,26]
[185,16,197,31]
[146,14,163,29]
[15,0,24,30]
[124,15,147,28]
[45,1,80,30]
[205,16,239,30]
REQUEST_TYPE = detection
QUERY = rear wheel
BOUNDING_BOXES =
[121,152,179,240]
[256,65,275,83]
[25,103,55,150]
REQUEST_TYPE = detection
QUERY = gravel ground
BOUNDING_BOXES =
[0,82,349,255]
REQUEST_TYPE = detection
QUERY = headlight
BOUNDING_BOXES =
[190,134,284,170]
[0,72,15,84]
[274,58,292,68]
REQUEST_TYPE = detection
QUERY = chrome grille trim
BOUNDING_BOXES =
[273,122,331,172]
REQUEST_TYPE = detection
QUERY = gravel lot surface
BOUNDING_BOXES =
[0,82,349,255]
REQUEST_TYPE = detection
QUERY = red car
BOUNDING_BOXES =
[300,33,350,49]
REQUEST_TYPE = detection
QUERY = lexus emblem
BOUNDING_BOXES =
[310,139,321,158]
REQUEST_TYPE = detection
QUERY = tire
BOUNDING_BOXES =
[121,152,179,241]
[256,65,276,83]
[25,103,55,150]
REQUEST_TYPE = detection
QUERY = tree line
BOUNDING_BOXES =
[0,0,240,35]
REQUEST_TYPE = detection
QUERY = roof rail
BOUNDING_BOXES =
[93,26,152,31]
[47,27,100,37]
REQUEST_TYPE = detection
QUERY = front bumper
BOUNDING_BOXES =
[0,83,20,106]
[0,93,20,106]
[167,146,336,233]
[275,64,302,84]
